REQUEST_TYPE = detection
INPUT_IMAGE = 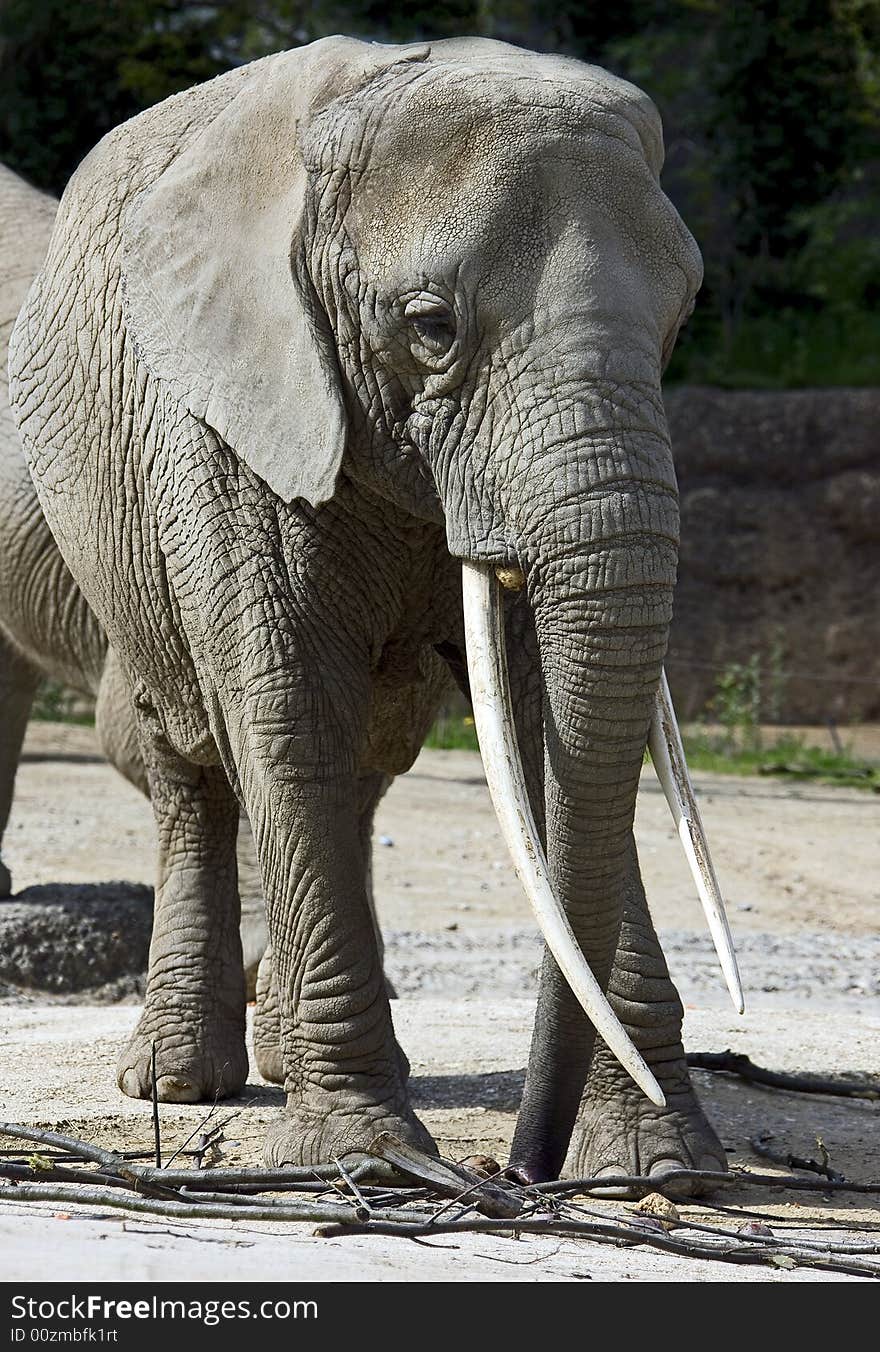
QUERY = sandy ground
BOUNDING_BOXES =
[0,721,878,1282]
[9,722,878,939]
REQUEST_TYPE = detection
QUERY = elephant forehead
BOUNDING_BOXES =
[316,62,657,187]
[321,74,694,317]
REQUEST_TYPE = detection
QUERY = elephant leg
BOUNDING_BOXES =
[117,715,247,1102]
[562,837,727,1194]
[94,647,149,795]
[357,770,399,1000]
[249,773,431,1167]
[236,814,267,1001]
[253,942,283,1084]
[0,634,39,897]
[252,770,405,1086]
[97,650,268,1001]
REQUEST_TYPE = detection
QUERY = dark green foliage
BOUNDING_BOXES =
[30,679,94,725]
[709,1,865,259]
[0,0,877,385]
[606,0,880,386]
[0,0,142,194]
[0,1,254,193]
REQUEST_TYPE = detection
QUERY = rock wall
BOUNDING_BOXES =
[665,386,880,723]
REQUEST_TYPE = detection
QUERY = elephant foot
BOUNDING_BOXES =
[0,858,11,898]
[243,956,261,1005]
[563,1060,727,1198]
[264,1098,436,1167]
[117,1012,248,1104]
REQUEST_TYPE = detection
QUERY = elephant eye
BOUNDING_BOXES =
[403,292,456,357]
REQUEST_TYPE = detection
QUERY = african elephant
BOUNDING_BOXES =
[0,163,271,992]
[10,36,734,1182]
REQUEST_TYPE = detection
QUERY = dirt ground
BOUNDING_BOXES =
[0,721,878,1282]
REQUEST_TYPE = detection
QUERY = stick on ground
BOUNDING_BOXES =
[687,1051,880,1100]
[750,1133,845,1182]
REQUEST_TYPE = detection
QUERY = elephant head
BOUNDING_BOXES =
[99,36,737,1173]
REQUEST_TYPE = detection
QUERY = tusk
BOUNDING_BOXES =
[648,669,745,1014]
[461,560,666,1108]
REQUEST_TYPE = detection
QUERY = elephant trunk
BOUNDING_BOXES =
[462,562,665,1105]
[458,376,742,1173]
[461,417,682,1171]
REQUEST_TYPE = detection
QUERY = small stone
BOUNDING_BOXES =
[636,1192,680,1224]
[630,1214,667,1234]
[461,1155,502,1177]
[739,1220,774,1237]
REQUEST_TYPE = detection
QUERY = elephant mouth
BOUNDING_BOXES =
[460,560,744,1103]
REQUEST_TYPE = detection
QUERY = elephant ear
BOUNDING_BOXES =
[122,37,428,506]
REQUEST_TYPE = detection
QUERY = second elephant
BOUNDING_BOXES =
[0,163,276,989]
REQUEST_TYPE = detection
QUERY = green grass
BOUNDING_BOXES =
[424,715,877,792]
[424,714,480,752]
[680,734,878,790]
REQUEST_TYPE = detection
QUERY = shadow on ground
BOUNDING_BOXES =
[411,1068,526,1111]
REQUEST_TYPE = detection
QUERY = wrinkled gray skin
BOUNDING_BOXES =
[0,164,271,992]
[10,37,725,1184]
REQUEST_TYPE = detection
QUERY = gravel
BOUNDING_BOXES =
[383,926,880,1003]
[3,889,877,1007]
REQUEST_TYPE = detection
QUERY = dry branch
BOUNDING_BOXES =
[0,1123,181,1200]
[0,1181,428,1226]
[150,1042,161,1169]
[535,1169,880,1197]
[0,1162,428,1205]
[0,1123,371,1187]
[0,1163,135,1190]
[750,1133,845,1182]
[2,1120,878,1281]
[333,1156,373,1219]
[369,1132,522,1219]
